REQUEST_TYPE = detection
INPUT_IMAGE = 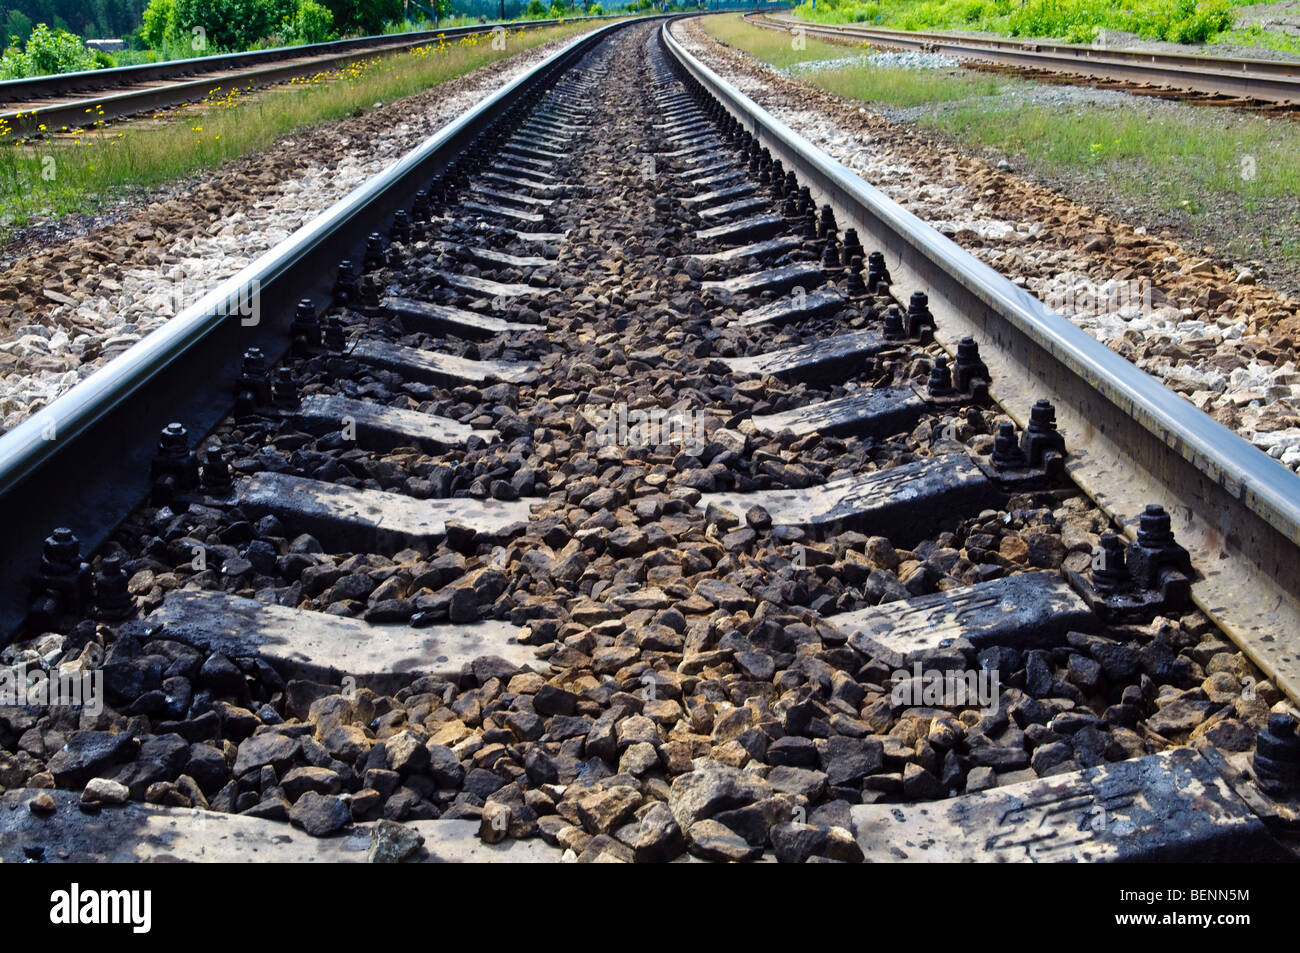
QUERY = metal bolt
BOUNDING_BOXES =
[906,291,934,339]
[1253,712,1300,798]
[42,528,81,572]
[323,315,347,351]
[290,298,320,355]
[882,304,905,341]
[927,355,954,396]
[1137,503,1175,549]
[954,337,989,392]
[817,204,837,239]
[157,422,188,458]
[1021,398,1066,467]
[842,228,864,263]
[363,232,386,272]
[992,421,1027,469]
[94,554,133,621]
[272,367,298,408]
[1091,532,1131,593]
[866,251,891,294]
[821,240,841,270]
[333,260,357,303]
[390,209,411,244]
[200,448,233,491]
[845,256,867,297]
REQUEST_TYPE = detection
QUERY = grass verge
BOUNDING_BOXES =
[700,14,1300,263]
[0,22,598,238]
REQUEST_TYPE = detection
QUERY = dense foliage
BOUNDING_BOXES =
[790,0,1245,45]
[0,22,99,77]
[1,0,149,45]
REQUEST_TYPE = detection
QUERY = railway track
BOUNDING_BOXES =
[744,12,1300,109]
[0,16,614,138]
[0,15,1298,864]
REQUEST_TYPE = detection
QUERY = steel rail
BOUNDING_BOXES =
[0,16,648,637]
[663,20,1300,701]
[743,12,1300,105]
[0,16,624,136]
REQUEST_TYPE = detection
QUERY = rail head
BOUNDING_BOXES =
[662,19,1300,701]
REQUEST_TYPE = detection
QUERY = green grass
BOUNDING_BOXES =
[929,102,1296,209]
[808,60,1004,106]
[787,0,1264,46]
[705,14,1300,260]
[1213,24,1300,55]
[700,10,861,67]
[0,22,596,238]
[703,14,1008,104]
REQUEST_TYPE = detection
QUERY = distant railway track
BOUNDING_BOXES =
[744,12,1300,108]
[0,16,617,138]
[0,15,1296,863]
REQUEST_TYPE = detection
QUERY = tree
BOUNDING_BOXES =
[140,0,176,47]
[2,10,34,48]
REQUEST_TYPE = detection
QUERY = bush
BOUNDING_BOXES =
[0,23,99,79]
[318,0,404,35]
[171,0,296,51]
[283,0,337,43]
[587,2,604,14]
[792,0,1238,45]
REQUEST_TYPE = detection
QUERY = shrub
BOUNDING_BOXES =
[0,23,99,79]
[172,0,298,51]
[284,0,337,43]
[317,0,404,34]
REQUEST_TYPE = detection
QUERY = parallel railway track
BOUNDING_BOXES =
[0,16,616,138]
[744,11,1300,108]
[0,15,1297,863]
